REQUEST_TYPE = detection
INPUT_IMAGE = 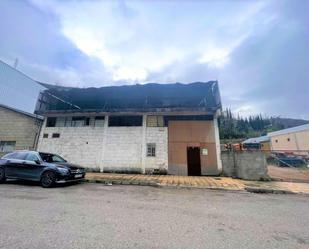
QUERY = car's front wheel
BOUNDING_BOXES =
[0,168,6,183]
[40,171,56,188]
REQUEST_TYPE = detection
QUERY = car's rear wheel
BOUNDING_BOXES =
[40,171,56,188]
[0,168,6,183]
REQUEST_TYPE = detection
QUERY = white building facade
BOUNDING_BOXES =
[36,82,222,175]
[37,114,169,173]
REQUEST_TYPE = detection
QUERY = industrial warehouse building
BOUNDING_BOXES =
[0,60,44,156]
[35,81,222,176]
[0,60,46,113]
[0,104,42,157]
[243,124,309,154]
[268,124,309,153]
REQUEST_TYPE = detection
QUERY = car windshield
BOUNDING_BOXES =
[39,153,66,163]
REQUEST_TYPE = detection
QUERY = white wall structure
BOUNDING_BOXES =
[145,127,168,172]
[37,117,104,170]
[103,126,143,172]
[37,115,169,173]
[0,60,46,114]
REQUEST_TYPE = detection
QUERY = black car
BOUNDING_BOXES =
[0,151,86,187]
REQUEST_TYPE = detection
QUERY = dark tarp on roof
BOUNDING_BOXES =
[35,81,221,114]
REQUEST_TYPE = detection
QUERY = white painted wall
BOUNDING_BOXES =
[37,115,169,172]
[102,127,143,170]
[37,119,104,169]
[145,127,168,171]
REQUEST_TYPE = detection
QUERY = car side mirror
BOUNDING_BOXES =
[35,159,41,165]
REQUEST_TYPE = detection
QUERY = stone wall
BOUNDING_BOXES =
[221,151,268,180]
[0,106,41,156]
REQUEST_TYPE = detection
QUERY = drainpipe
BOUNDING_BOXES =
[33,115,43,151]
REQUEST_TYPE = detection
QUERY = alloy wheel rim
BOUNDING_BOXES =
[43,172,54,185]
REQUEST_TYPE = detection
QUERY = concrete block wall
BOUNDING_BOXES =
[221,152,235,177]
[103,127,143,173]
[37,115,169,173]
[221,151,268,180]
[0,106,41,156]
[37,120,104,170]
[145,127,168,173]
[235,151,268,180]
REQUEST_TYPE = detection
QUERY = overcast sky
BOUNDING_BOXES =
[0,0,308,119]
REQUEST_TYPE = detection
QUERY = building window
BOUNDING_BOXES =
[52,133,60,138]
[56,117,66,127]
[275,139,278,143]
[43,134,48,138]
[109,116,142,127]
[64,117,72,127]
[287,138,290,142]
[71,117,86,127]
[147,116,164,127]
[0,141,16,152]
[85,117,90,126]
[147,143,156,157]
[46,117,56,127]
[95,116,105,127]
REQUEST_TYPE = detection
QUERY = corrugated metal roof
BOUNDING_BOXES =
[243,135,270,144]
[268,124,309,137]
[35,81,222,114]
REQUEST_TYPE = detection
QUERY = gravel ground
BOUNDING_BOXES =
[0,181,308,249]
[268,165,309,183]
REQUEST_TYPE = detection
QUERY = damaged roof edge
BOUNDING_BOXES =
[35,107,218,116]
[35,81,222,114]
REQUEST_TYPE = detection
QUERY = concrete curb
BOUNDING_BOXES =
[244,187,296,195]
[84,178,308,195]
[157,184,245,192]
[85,179,244,192]
[85,179,160,187]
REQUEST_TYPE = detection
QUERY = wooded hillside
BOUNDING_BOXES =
[218,108,309,140]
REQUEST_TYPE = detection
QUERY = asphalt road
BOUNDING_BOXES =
[0,181,308,249]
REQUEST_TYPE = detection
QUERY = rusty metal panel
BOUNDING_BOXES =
[168,121,218,175]
[200,143,218,175]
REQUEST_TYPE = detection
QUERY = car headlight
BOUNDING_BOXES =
[58,168,69,175]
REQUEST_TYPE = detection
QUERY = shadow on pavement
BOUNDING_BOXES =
[3,179,82,188]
